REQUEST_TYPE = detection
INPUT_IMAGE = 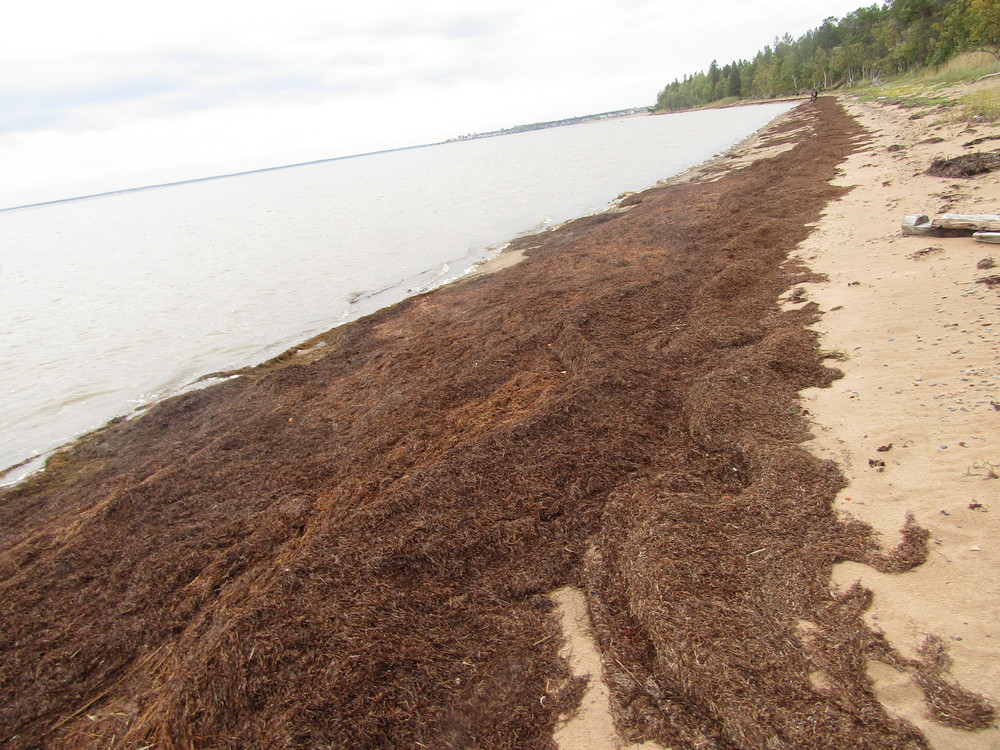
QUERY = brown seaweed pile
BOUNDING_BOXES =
[926,150,1000,177]
[1,98,991,749]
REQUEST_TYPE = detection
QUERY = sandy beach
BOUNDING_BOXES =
[0,92,997,749]
[795,89,1000,750]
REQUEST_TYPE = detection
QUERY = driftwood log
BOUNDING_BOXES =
[901,214,935,235]
[902,213,1000,236]
[973,231,1000,244]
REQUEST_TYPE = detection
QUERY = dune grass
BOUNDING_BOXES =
[916,51,1000,85]
[850,53,1000,122]
[960,88,1000,122]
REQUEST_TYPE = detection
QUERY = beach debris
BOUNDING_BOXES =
[980,462,1000,480]
[867,512,929,573]
[786,287,808,303]
[977,257,997,269]
[913,635,995,729]
[876,443,893,452]
[973,232,1000,245]
[967,461,1000,480]
[909,246,944,259]
[926,150,1000,178]
[868,458,886,471]
[962,134,1000,148]
[968,502,984,510]
[617,191,642,207]
[902,215,933,235]
[976,274,1000,288]
[902,213,1000,237]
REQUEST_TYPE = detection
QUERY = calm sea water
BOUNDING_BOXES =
[0,102,795,481]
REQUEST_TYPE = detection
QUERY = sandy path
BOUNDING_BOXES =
[795,91,1000,749]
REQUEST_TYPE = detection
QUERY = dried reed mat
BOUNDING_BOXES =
[1,98,991,749]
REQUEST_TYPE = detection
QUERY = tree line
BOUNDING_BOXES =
[654,0,1000,112]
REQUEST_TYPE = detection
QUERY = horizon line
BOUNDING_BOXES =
[0,140,447,214]
[1,106,652,213]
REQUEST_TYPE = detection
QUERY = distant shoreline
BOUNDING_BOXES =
[1,109,653,213]
[651,92,813,116]
[6,98,813,213]
[447,106,650,142]
[0,140,449,213]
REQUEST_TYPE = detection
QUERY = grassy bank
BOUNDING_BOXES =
[849,52,1000,122]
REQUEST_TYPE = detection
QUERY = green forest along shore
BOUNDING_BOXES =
[654,0,1000,112]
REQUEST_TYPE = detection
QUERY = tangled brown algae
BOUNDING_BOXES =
[1,98,991,749]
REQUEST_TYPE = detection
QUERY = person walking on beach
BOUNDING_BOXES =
[810,88,818,102]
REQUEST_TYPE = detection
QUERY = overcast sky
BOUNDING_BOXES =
[1,0,866,208]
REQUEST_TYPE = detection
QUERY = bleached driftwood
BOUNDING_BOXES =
[933,214,1000,231]
[973,231,1000,244]
[902,215,935,235]
[902,213,1000,236]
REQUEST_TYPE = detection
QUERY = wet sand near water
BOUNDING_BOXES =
[1,97,994,749]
